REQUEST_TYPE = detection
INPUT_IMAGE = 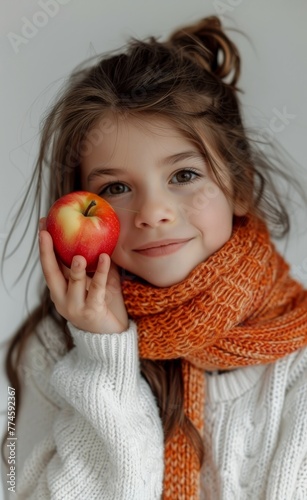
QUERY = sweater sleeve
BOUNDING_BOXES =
[13,317,164,500]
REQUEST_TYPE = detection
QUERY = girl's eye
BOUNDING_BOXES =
[99,183,129,196]
[171,169,201,184]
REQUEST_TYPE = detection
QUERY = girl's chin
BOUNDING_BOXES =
[119,267,175,287]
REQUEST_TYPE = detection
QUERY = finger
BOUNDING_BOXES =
[66,255,88,307]
[59,261,71,281]
[86,254,110,306]
[39,217,46,231]
[86,275,91,291]
[39,230,67,301]
[107,261,122,295]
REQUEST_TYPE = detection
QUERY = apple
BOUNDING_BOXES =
[46,191,120,272]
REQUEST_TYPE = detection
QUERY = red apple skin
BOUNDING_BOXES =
[46,191,120,272]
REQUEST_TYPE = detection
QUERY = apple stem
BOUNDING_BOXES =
[84,200,97,217]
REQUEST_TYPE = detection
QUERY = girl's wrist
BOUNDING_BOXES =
[70,318,129,335]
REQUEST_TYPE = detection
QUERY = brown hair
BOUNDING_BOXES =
[2,15,306,467]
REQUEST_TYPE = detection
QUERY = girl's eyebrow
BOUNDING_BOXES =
[87,167,127,182]
[164,150,204,165]
[87,150,204,182]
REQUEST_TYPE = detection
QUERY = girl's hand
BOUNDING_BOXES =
[38,222,129,335]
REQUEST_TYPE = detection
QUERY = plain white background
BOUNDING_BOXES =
[1,0,307,497]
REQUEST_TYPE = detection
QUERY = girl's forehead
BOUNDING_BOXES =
[80,113,202,165]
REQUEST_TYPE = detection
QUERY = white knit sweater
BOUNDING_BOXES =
[2,315,307,499]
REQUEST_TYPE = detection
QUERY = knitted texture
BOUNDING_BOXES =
[121,214,307,499]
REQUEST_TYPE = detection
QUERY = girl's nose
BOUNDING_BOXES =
[134,196,176,228]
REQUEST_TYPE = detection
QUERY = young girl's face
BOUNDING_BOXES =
[80,114,243,287]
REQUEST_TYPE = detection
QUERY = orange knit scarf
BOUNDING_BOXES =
[121,214,307,499]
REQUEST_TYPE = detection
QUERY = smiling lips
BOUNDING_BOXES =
[134,238,193,257]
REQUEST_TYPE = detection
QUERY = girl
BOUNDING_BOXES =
[2,15,307,499]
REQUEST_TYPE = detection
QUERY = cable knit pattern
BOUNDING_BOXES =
[121,214,307,498]
[3,320,307,499]
[10,316,164,499]
[202,348,307,499]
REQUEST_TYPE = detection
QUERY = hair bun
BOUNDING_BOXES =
[168,16,241,88]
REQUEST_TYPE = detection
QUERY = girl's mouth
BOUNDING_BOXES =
[134,239,192,257]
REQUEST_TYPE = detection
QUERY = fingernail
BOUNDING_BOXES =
[99,254,104,263]
[72,258,80,268]
[39,219,44,231]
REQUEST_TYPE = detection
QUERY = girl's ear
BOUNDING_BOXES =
[233,197,249,216]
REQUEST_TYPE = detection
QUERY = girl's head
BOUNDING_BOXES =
[34,16,266,285]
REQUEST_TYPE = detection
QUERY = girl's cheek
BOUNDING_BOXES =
[115,211,134,243]
[177,184,219,222]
